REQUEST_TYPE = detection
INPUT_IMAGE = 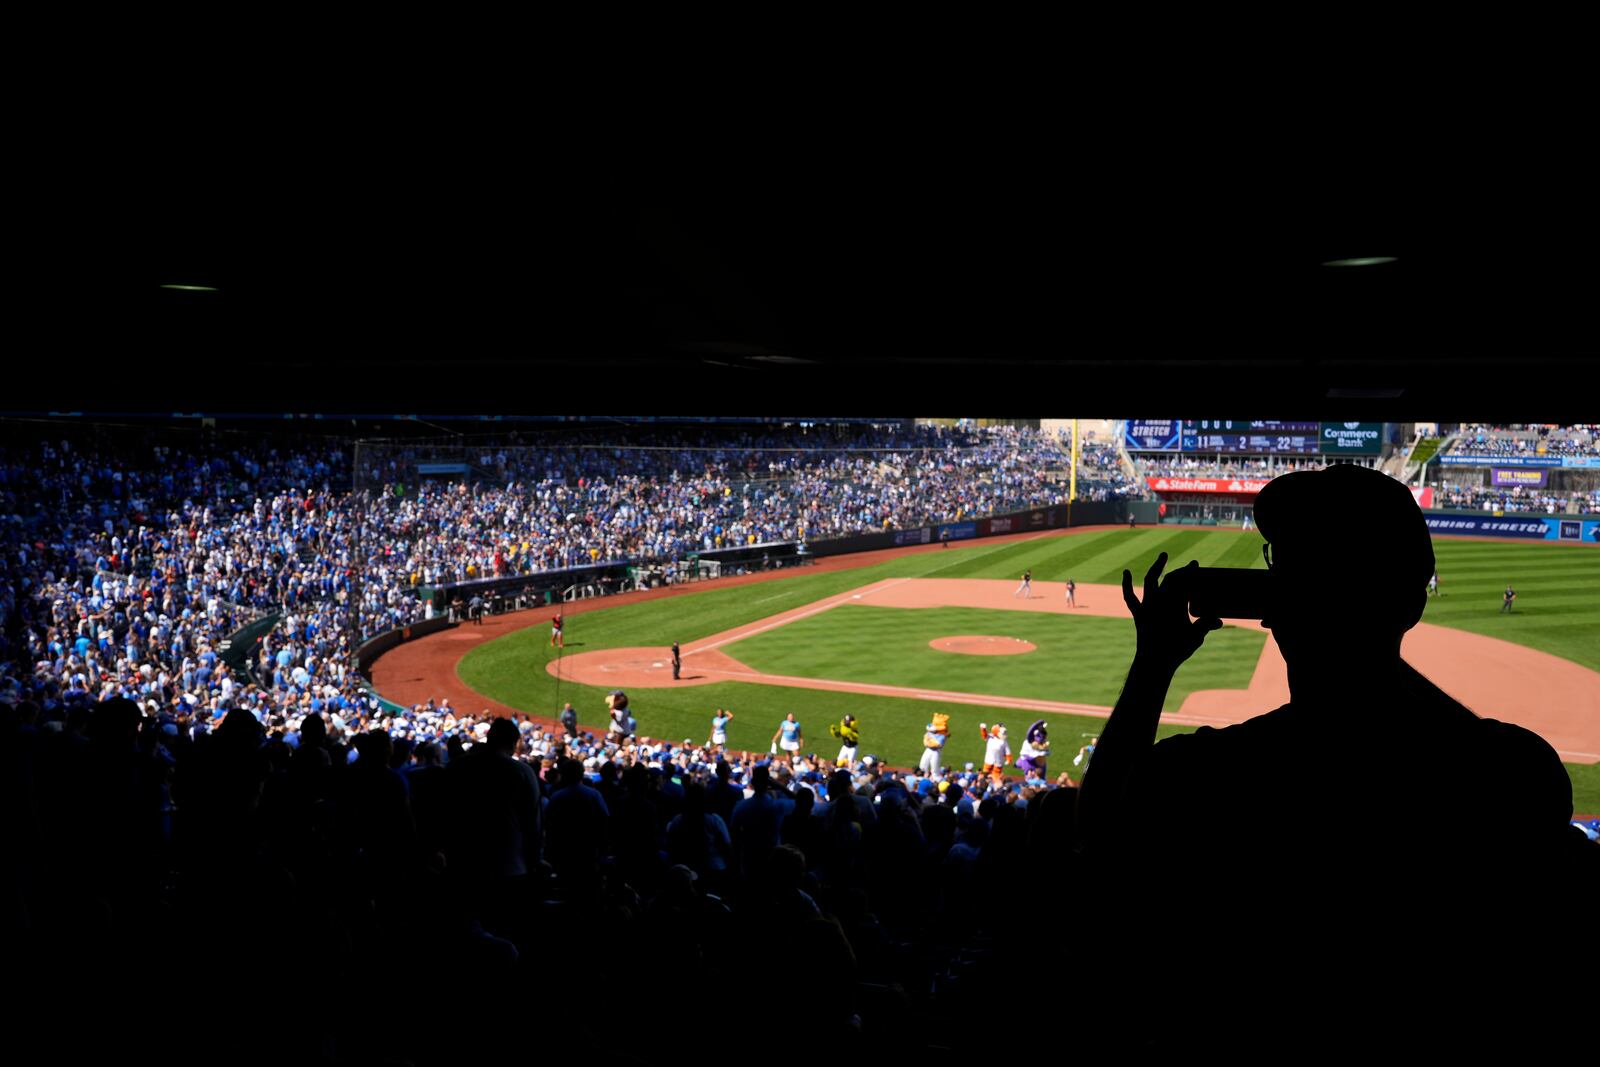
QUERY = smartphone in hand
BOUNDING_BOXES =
[1187,567,1271,620]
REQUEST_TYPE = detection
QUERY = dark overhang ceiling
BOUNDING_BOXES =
[16,126,1591,419]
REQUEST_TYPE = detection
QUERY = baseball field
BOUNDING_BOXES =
[372,526,1600,814]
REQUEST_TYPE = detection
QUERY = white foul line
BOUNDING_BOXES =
[687,577,913,657]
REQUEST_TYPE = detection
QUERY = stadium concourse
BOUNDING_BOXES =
[2,417,1596,1062]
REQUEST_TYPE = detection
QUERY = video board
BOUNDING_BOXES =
[1180,420,1323,454]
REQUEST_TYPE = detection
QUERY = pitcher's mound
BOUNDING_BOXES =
[930,635,1037,656]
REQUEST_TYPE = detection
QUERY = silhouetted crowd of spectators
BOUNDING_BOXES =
[2,687,1081,1063]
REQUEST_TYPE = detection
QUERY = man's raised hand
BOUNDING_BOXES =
[1121,552,1223,672]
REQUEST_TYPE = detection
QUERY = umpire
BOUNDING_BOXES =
[671,641,681,680]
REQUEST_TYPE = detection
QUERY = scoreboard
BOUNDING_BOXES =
[1179,420,1323,455]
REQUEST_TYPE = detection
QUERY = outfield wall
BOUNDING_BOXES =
[1422,510,1600,543]
[802,499,1142,558]
[356,615,455,677]
[355,614,456,712]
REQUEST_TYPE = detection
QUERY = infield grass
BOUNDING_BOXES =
[723,604,1265,713]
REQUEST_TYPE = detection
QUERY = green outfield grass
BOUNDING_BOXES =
[723,604,1265,712]
[1423,540,1600,671]
[454,527,1600,813]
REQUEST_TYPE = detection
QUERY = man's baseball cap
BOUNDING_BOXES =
[1253,464,1433,588]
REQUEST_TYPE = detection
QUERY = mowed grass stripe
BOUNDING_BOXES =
[992,528,1194,584]
[923,533,1091,579]
[1422,540,1600,670]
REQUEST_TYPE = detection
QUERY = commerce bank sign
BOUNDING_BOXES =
[1320,422,1382,454]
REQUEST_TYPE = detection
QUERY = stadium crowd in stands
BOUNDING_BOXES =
[1445,425,1600,457]
[0,424,1129,733]
[1134,456,1336,480]
[1432,486,1600,514]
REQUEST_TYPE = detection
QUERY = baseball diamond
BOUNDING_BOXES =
[373,526,1600,801]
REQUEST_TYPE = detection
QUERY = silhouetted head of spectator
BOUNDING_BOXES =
[716,759,732,782]
[354,729,392,767]
[828,768,853,803]
[1254,463,1434,683]
[599,761,620,786]
[299,712,327,749]
[217,706,263,747]
[750,764,771,794]
[413,741,443,768]
[763,844,807,890]
[66,704,92,737]
[557,757,583,788]
[922,802,957,846]
[485,716,519,756]
[89,696,142,746]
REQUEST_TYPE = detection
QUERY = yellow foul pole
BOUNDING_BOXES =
[1070,418,1080,503]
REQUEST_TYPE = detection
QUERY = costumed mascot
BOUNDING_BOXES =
[828,713,861,767]
[606,690,631,741]
[1017,719,1050,780]
[979,721,1012,779]
[920,712,950,775]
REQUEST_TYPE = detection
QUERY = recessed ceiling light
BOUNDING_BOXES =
[1326,387,1405,398]
[1321,257,1397,268]
[160,284,219,291]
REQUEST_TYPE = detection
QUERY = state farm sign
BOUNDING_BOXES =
[1146,476,1271,494]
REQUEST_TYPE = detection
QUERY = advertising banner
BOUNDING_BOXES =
[987,516,1015,534]
[1320,422,1384,454]
[1440,455,1563,468]
[1493,468,1550,488]
[1146,476,1271,494]
[1423,515,1557,538]
[1124,419,1182,452]
[894,527,933,546]
[1555,519,1600,542]
[937,521,978,542]
[1027,510,1049,529]
[1563,456,1600,469]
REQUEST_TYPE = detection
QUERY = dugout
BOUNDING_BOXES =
[693,539,808,575]
[428,560,634,617]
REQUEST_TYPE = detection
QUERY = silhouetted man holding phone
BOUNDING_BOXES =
[1076,464,1590,1054]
